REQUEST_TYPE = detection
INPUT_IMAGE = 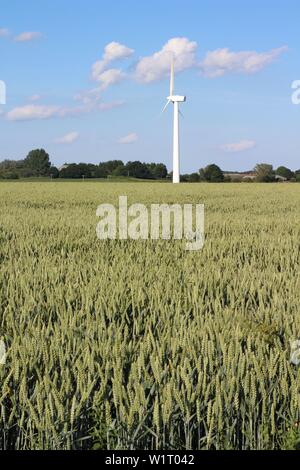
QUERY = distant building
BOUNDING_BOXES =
[242,174,256,180]
[58,164,70,172]
[224,171,256,182]
[275,174,288,182]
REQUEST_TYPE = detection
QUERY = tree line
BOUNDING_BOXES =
[0,149,299,182]
[182,163,300,183]
[0,149,168,180]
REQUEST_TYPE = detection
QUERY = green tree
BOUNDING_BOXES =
[0,159,25,178]
[147,163,168,179]
[0,171,19,180]
[254,163,275,182]
[99,160,124,176]
[188,172,201,182]
[180,174,189,182]
[276,166,294,180]
[24,149,51,176]
[0,159,24,171]
[199,164,224,182]
[91,165,107,179]
[59,163,92,179]
[112,165,128,177]
[59,164,80,178]
[125,161,152,179]
[77,163,92,178]
[49,166,59,179]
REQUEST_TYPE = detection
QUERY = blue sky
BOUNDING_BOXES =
[0,0,299,172]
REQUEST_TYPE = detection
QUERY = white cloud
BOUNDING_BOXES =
[92,61,107,80]
[57,101,124,117]
[6,99,124,121]
[103,41,134,63]
[6,104,60,121]
[28,94,41,102]
[74,88,102,105]
[56,131,79,144]
[221,140,256,153]
[14,32,42,43]
[118,133,138,144]
[74,88,125,110]
[135,37,198,83]
[89,38,286,92]
[6,38,288,125]
[98,101,125,111]
[92,41,134,81]
[0,28,10,37]
[95,68,126,90]
[201,46,288,78]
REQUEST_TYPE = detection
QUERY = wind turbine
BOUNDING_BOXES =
[163,59,186,184]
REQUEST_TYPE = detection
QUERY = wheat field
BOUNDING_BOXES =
[0,181,299,450]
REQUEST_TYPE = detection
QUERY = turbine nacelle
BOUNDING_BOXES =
[167,95,186,103]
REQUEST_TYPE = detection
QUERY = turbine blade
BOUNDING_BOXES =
[170,57,174,97]
[179,109,184,118]
[162,100,171,113]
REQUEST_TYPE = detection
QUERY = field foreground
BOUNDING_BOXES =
[0,182,299,450]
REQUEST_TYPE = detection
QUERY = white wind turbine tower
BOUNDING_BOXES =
[163,59,186,184]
